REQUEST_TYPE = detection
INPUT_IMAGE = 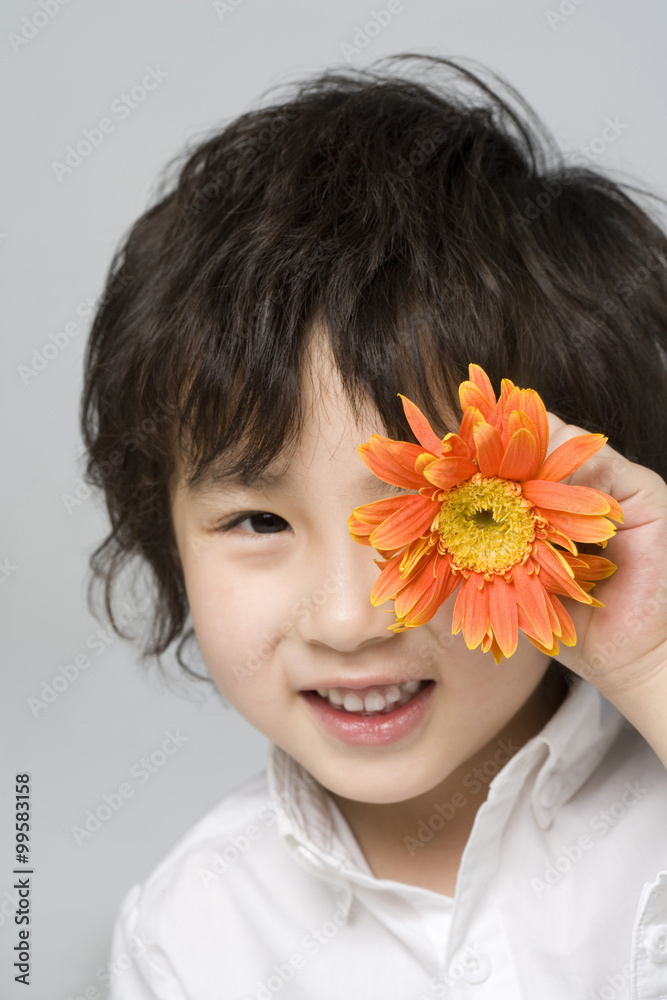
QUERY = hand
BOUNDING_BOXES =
[546,412,667,760]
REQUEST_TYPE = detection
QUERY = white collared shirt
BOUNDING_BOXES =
[108,677,667,999]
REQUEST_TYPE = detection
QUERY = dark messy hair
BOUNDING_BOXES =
[80,53,667,677]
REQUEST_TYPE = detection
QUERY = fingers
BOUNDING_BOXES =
[544,411,664,512]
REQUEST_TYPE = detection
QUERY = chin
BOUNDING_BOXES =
[319,760,445,806]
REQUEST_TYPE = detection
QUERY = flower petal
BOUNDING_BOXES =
[473,422,505,477]
[562,551,617,581]
[537,508,617,543]
[370,550,420,606]
[544,523,578,555]
[452,574,490,649]
[459,383,494,419]
[512,562,554,647]
[487,635,505,664]
[415,452,438,476]
[441,432,474,459]
[459,365,496,419]
[522,480,615,515]
[468,364,497,407]
[524,631,560,658]
[516,600,555,648]
[598,491,624,524]
[406,561,461,627]
[400,534,436,575]
[518,390,549,467]
[351,496,415,526]
[451,574,468,634]
[422,456,478,491]
[496,382,521,445]
[507,409,542,480]
[487,575,519,658]
[497,428,537,481]
[546,593,577,645]
[394,552,457,623]
[359,436,429,489]
[392,555,435,618]
[348,512,374,545]
[374,545,405,561]
[534,540,594,603]
[536,433,607,483]
[368,495,439,549]
[458,407,486,454]
[399,395,444,454]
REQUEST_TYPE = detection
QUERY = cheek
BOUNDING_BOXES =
[187,565,260,650]
[422,593,548,706]
[416,592,462,663]
[182,555,294,704]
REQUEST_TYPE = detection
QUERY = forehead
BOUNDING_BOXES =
[178,383,390,501]
[170,326,458,502]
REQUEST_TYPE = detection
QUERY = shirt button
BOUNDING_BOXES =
[646,924,667,963]
[451,948,492,984]
[541,775,562,808]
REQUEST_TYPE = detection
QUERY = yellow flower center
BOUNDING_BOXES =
[437,474,536,574]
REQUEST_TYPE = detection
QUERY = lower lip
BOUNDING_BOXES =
[300,681,436,746]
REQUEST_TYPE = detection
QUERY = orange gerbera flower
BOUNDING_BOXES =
[348,364,623,664]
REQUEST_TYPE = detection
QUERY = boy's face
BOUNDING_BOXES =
[169,333,553,805]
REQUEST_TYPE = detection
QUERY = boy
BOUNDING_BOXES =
[81,55,667,997]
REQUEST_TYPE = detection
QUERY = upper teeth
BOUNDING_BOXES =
[315,680,424,714]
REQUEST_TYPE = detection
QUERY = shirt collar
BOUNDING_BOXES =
[266,733,359,919]
[267,676,628,893]
[524,674,628,829]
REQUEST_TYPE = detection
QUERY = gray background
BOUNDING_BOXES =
[2,0,666,996]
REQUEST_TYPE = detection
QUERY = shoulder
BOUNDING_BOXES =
[605,713,667,791]
[569,689,667,822]
[544,704,667,872]
[110,757,344,993]
[108,763,330,993]
[605,714,667,816]
[116,765,288,944]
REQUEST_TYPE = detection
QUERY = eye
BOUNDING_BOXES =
[220,511,291,535]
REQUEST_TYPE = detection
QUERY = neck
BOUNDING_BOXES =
[329,663,571,896]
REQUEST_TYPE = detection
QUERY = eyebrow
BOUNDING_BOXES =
[187,464,292,497]
[186,464,409,499]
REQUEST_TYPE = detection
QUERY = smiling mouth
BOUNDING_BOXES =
[305,679,434,716]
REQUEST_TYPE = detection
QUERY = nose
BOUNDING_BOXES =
[294,534,397,653]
